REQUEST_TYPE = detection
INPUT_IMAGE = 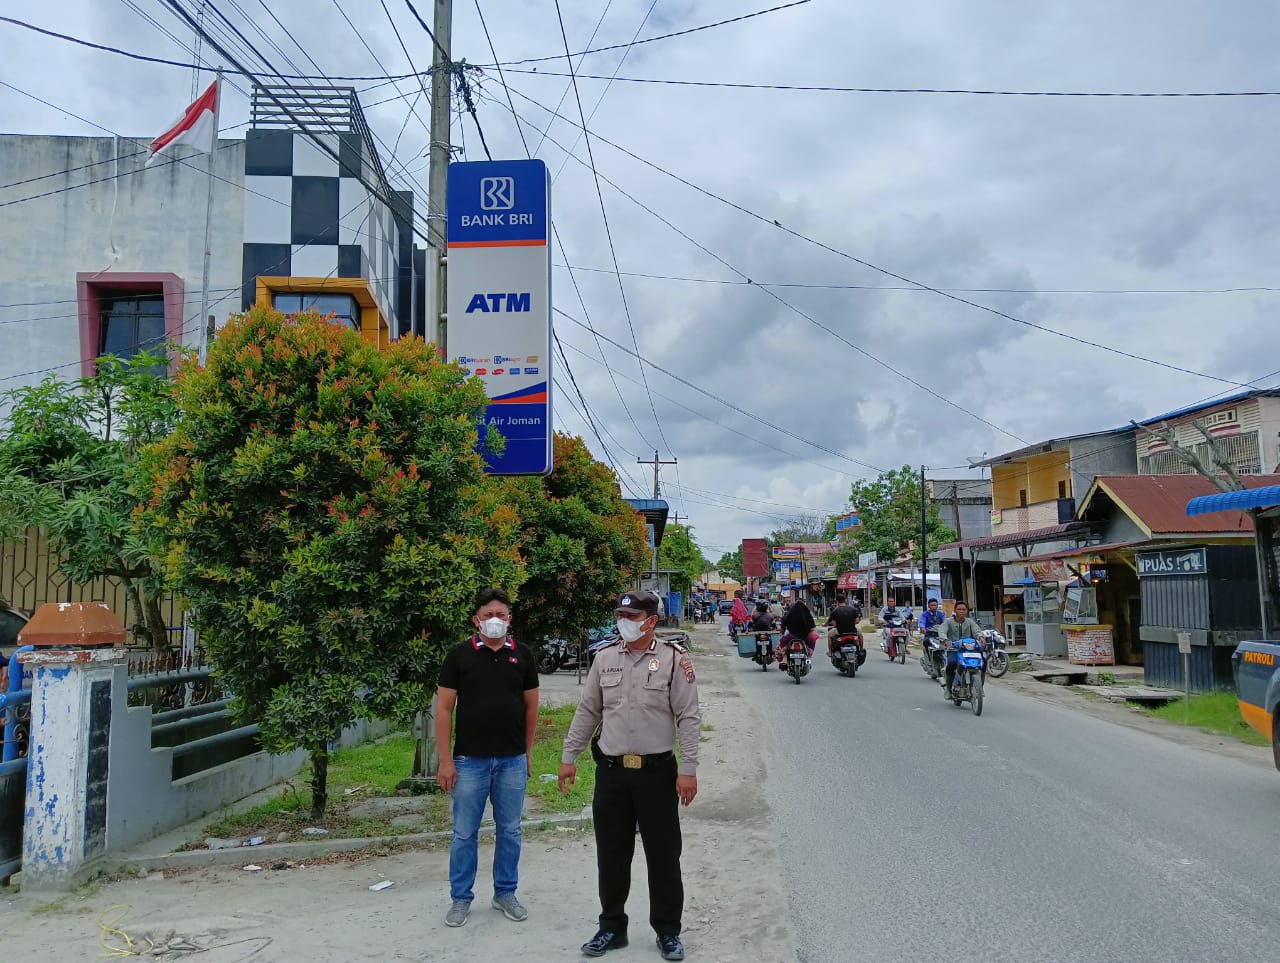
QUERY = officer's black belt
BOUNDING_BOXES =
[592,744,674,769]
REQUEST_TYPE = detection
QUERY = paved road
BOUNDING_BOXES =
[727,634,1279,962]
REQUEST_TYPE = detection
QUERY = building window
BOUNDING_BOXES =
[272,292,359,328]
[1019,489,1028,507]
[1058,480,1068,499]
[99,293,166,360]
[1139,431,1262,475]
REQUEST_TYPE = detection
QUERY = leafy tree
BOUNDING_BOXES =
[659,522,710,594]
[832,466,955,572]
[715,547,744,584]
[138,308,523,816]
[0,351,177,650]
[497,433,649,652]
[767,513,829,544]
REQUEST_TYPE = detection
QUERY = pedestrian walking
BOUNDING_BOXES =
[559,590,701,961]
[435,587,539,928]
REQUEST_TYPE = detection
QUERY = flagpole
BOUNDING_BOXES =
[197,70,222,366]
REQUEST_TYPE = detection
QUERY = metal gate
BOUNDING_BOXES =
[0,686,31,884]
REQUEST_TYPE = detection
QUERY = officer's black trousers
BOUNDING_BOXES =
[592,755,683,937]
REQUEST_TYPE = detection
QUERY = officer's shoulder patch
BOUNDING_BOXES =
[679,655,696,684]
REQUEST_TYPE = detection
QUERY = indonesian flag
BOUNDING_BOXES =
[147,79,219,165]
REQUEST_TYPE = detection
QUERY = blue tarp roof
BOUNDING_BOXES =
[1186,486,1280,516]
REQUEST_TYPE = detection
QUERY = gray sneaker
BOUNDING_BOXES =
[491,893,528,922]
[445,900,471,927]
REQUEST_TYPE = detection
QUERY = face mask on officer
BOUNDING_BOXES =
[616,616,650,643]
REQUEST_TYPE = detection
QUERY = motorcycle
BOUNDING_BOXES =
[919,629,946,680]
[945,637,987,716]
[536,637,574,674]
[779,634,812,684]
[830,633,865,678]
[750,630,776,671]
[980,625,1009,678]
[880,614,909,663]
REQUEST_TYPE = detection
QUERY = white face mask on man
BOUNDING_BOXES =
[615,617,648,643]
[479,616,509,639]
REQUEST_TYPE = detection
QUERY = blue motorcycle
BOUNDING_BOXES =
[945,637,987,716]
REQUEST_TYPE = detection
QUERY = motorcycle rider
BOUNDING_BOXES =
[942,600,982,697]
[748,601,774,633]
[877,596,902,651]
[728,592,751,636]
[918,598,947,667]
[777,598,818,666]
[825,596,864,660]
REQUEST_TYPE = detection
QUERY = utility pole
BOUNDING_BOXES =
[951,480,968,605]
[402,3,452,792]
[427,0,451,350]
[637,450,677,499]
[637,451,677,575]
[919,466,928,610]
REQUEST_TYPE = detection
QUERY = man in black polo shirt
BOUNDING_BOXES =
[435,587,539,928]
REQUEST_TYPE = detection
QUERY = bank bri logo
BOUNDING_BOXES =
[480,176,515,210]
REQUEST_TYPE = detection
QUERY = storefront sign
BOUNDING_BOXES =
[1065,626,1115,666]
[1029,560,1067,581]
[834,512,861,532]
[447,159,552,475]
[772,547,802,559]
[1136,548,1206,577]
[857,551,878,569]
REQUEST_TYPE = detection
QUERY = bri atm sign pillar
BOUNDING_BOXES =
[447,159,553,475]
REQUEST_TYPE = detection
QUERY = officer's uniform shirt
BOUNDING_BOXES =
[563,635,701,776]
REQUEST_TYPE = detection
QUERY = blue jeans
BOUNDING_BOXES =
[449,754,528,902]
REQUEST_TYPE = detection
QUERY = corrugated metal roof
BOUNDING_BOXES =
[1087,474,1280,535]
[1135,388,1280,427]
[1186,484,1280,516]
[934,522,1085,551]
[1023,540,1150,562]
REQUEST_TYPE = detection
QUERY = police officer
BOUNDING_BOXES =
[559,590,700,962]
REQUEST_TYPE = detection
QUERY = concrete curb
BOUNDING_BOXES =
[98,810,593,875]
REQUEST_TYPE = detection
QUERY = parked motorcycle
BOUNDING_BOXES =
[830,633,865,678]
[919,629,946,680]
[881,614,909,663]
[945,637,987,716]
[536,637,574,674]
[980,626,1009,678]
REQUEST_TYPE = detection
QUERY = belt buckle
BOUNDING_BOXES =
[622,754,643,769]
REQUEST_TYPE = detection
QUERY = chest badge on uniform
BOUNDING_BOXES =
[648,657,661,672]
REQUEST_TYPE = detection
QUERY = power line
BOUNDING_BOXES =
[500,69,1280,98]
[474,0,813,69]
[555,306,886,474]
[490,90,1029,444]
[499,83,1254,392]
[549,263,1280,297]
[472,0,656,462]
[553,0,673,461]
[554,334,866,481]
[530,0,614,158]
[401,0,491,159]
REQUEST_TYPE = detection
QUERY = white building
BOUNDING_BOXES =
[0,86,427,403]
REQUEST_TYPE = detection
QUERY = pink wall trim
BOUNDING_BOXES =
[76,272,184,377]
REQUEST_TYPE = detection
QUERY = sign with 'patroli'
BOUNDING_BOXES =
[447,159,552,475]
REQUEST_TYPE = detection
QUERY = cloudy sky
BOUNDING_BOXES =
[6,0,1280,561]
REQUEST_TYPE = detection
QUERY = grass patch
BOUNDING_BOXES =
[196,708,594,847]
[529,704,595,814]
[1139,690,1269,747]
[1096,671,1117,686]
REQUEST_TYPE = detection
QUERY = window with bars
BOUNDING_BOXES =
[1139,431,1261,474]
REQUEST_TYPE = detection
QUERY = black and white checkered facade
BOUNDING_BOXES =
[240,129,417,333]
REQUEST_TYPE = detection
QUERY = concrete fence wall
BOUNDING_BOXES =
[106,663,390,853]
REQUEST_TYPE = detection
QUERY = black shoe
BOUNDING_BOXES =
[657,934,685,961]
[582,930,628,957]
